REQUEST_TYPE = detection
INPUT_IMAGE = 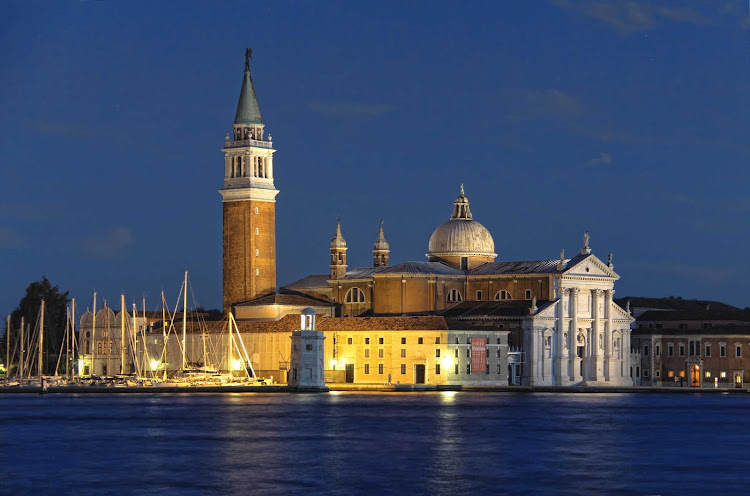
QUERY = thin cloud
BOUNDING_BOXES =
[34,120,105,139]
[0,227,26,249]
[504,88,584,122]
[308,102,395,118]
[552,0,709,33]
[585,152,613,167]
[73,226,135,261]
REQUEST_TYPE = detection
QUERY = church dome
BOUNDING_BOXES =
[427,186,496,258]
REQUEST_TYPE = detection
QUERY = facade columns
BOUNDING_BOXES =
[554,288,569,385]
[604,289,614,381]
[569,288,580,382]
[590,289,603,381]
[267,156,273,179]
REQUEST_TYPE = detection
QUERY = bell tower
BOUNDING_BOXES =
[330,219,347,280]
[373,221,389,267]
[220,49,278,312]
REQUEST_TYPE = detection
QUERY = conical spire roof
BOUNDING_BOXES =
[234,50,263,125]
[373,221,389,251]
[331,218,347,249]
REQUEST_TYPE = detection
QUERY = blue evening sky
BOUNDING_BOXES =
[1,1,749,314]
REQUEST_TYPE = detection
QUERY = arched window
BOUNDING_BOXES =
[447,289,462,302]
[255,249,259,257]
[345,288,366,303]
[494,290,512,301]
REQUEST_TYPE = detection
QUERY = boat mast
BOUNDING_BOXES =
[161,290,167,381]
[120,294,126,375]
[182,271,188,370]
[91,292,97,377]
[5,315,10,379]
[38,299,45,379]
[71,298,76,380]
[19,316,24,378]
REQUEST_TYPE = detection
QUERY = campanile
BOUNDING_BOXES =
[220,49,278,312]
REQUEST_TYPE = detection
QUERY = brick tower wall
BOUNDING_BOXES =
[223,199,276,312]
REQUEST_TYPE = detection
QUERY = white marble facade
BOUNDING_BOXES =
[522,252,634,386]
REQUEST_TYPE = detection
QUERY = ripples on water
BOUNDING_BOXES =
[1,392,748,495]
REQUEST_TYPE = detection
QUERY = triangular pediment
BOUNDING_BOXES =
[563,254,619,279]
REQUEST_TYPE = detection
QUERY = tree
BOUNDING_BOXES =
[1,277,70,376]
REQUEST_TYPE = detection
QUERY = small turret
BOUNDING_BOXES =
[373,220,390,267]
[330,218,347,279]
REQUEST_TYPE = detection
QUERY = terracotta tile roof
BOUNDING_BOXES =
[469,260,561,275]
[615,296,740,313]
[439,300,543,318]
[317,316,449,331]
[234,293,334,308]
[281,274,330,290]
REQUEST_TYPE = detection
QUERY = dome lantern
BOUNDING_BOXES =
[426,185,496,270]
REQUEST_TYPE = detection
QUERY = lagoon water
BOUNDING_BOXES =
[1,392,748,495]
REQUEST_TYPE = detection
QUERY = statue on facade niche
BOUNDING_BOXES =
[626,300,631,314]
[583,231,590,250]
[608,252,613,266]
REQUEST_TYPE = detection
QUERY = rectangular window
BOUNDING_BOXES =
[668,344,674,357]
[418,337,424,344]
[466,363,471,374]
[655,324,662,329]
[737,346,742,358]
[705,344,711,357]
[401,349,406,358]
[401,364,406,374]
[679,323,688,329]
[365,338,370,345]
[455,337,460,344]
[497,363,502,374]
[455,349,459,357]
[347,337,352,345]
[705,371,711,378]
[379,337,384,345]
[435,349,441,358]
[703,323,712,329]
[636,366,640,377]
[305,344,313,351]
[644,370,650,378]
[436,364,441,375]
[364,364,370,374]
[655,370,661,378]
[668,370,674,378]
[476,290,482,300]
[466,349,470,358]
[378,349,384,358]
[644,345,649,356]
[656,345,661,357]
[525,289,531,300]
[364,349,370,358]
[455,363,459,375]
[679,371,685,378]
[435,337,440,344]
[679,344,685,357]
[378,364,384,375]
[401,337,406,345]
[721,371,727,378]
[720,345,726,357]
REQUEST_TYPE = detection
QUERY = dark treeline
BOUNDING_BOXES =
[1,277,70,375]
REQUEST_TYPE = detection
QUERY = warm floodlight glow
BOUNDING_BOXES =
[441,354,453,368]
[331,359,338,369]
[232,359,243,370]
[150,360,160,371]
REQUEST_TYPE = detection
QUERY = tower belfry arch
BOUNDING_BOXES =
[220,49,279,312]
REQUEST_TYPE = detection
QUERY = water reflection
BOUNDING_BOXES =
[3,392,750,495]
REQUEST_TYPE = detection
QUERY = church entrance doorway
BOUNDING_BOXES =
[415,364,426,384]
[734,371,743,389]
[345,364,354,383]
